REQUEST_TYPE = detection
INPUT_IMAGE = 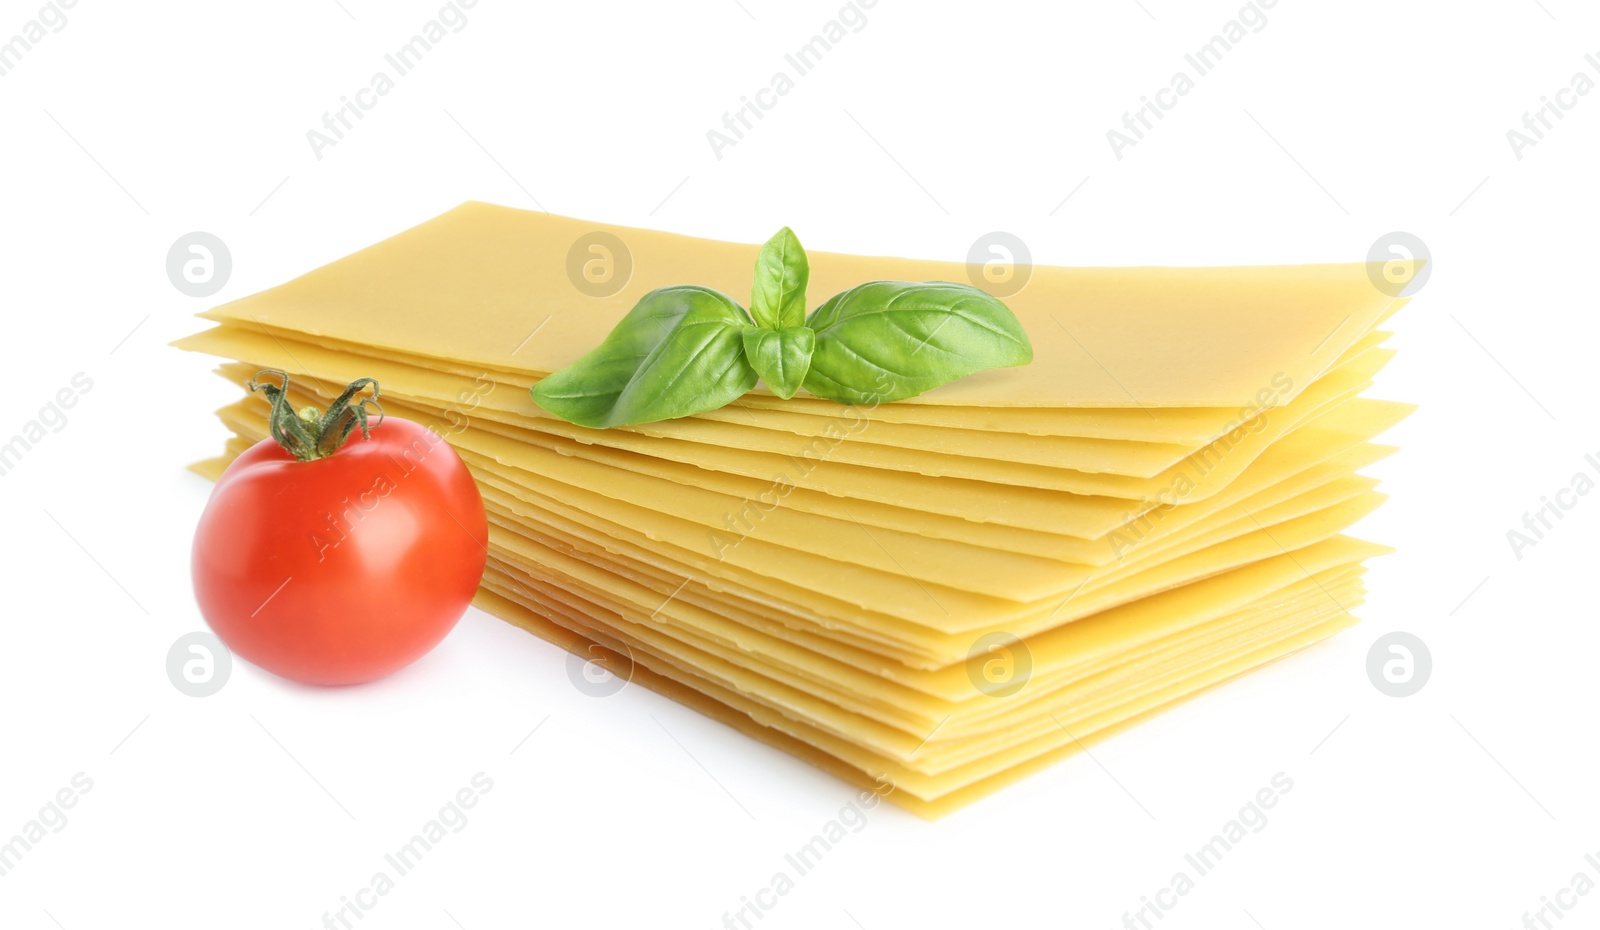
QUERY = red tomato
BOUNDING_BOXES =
[192,413,487,685]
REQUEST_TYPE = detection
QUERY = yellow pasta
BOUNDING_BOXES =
[179,203,1409,816]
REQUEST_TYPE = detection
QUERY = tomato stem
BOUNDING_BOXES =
[248,370,384,462]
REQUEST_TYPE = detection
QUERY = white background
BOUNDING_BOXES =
[2,1,1597,928]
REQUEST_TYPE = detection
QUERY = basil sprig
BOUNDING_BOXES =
[530,228,1033,428]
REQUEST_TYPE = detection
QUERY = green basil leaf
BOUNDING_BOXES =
[530,285,757,428]
[803,281,1033,404]
[742,325,815,400]
[749,227,809,330]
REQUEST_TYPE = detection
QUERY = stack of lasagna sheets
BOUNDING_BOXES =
[176,202,1411,818]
